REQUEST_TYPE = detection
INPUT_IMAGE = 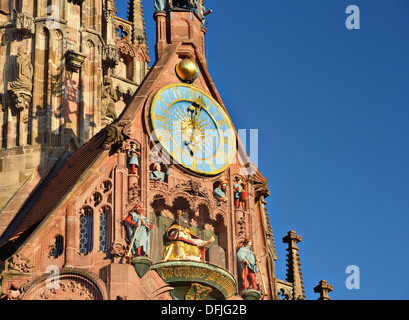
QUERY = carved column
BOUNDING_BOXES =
[104,0,117,45]
[282,230,306,300]
[154,11,167,60]
[64,201,77,268]
[113,152,128,243]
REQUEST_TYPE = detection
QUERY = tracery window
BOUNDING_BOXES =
[79,206,94,255]
[99,205,111,252]
[78,178,113,256]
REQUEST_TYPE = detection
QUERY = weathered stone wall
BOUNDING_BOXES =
[0,0,149,219]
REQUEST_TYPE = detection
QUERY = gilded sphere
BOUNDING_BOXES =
[175,59,200,83]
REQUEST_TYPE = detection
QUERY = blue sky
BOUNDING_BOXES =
[117,1,409,299]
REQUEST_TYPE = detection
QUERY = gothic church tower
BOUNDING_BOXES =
[0,0,150,233]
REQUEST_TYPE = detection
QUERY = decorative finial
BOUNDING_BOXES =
[314,279,334,300]
[175,59,200,83]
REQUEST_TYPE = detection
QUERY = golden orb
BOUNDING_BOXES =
[175,59,200,83]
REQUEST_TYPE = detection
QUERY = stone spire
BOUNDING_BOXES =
[314,279,334,300]
[282,230,306,300]
[127,0,148,43]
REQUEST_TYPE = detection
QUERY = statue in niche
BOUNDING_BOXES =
[7,45,33,114]
[128,142,141,174]
[233,176,247,210]
[172,0,189,9]
[237,239,259,291]
[150,163,171,182]
[213,179,228,203]
[154,0,166,11]
[163,210,215,262]
[124,204,154,257]
[193,0,212,23]
[101,76,118,122]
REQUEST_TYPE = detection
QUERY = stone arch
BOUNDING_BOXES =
[170,193,194,212]
[21,268,108,300]
[211,207,228,224]
[149,190,170,207]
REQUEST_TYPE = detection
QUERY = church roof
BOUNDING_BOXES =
[0,129,108,254]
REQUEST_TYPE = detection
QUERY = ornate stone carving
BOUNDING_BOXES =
[15,12,35,38]
[7,254,33,273]
[313,279,333,300]
[65,50,87,73]
[185,283,212,300]
[40,280,95,300]
[110,242,127,258]
[103,121,132,150]
[104,0,118,23]
[103,44,119,69]
[248,166,270,201]
[236,212,248,239]
[7,46,33,114]
[0,276,31,300]
[21,269,107,300]
[276,280,294,300]
[102,76,118,122]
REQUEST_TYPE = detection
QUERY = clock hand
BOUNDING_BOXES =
[189,95,206,129]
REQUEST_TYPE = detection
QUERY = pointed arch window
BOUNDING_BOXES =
[99,205,111,252]
[79,206,94,255]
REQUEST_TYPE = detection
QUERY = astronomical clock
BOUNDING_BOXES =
[149,82,236,175]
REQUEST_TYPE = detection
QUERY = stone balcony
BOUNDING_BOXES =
[149,260,237,300]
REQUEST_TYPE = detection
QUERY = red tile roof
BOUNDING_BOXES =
[0,129,108,250]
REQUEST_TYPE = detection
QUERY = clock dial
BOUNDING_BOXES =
[150,84,236,175]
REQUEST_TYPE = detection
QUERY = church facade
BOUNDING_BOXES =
[0,0,332,300]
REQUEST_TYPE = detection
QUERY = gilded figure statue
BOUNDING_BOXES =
[163,210,215,262]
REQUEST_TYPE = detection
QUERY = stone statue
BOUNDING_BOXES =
[233,176,247,210]
[150,163,170,182]
[0,276,30,300]
[8,254,32,273]
[213,179,228,203]
[128,142,141,174]
[101,76,118,122]
[154,0,166,11]
[193,0,212,20]
[7,45,33,112]
[125,204,154,257]
[237,239,259,291]
[163,210,215,262]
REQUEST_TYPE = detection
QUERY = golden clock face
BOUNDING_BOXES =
[149,84,236,175]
